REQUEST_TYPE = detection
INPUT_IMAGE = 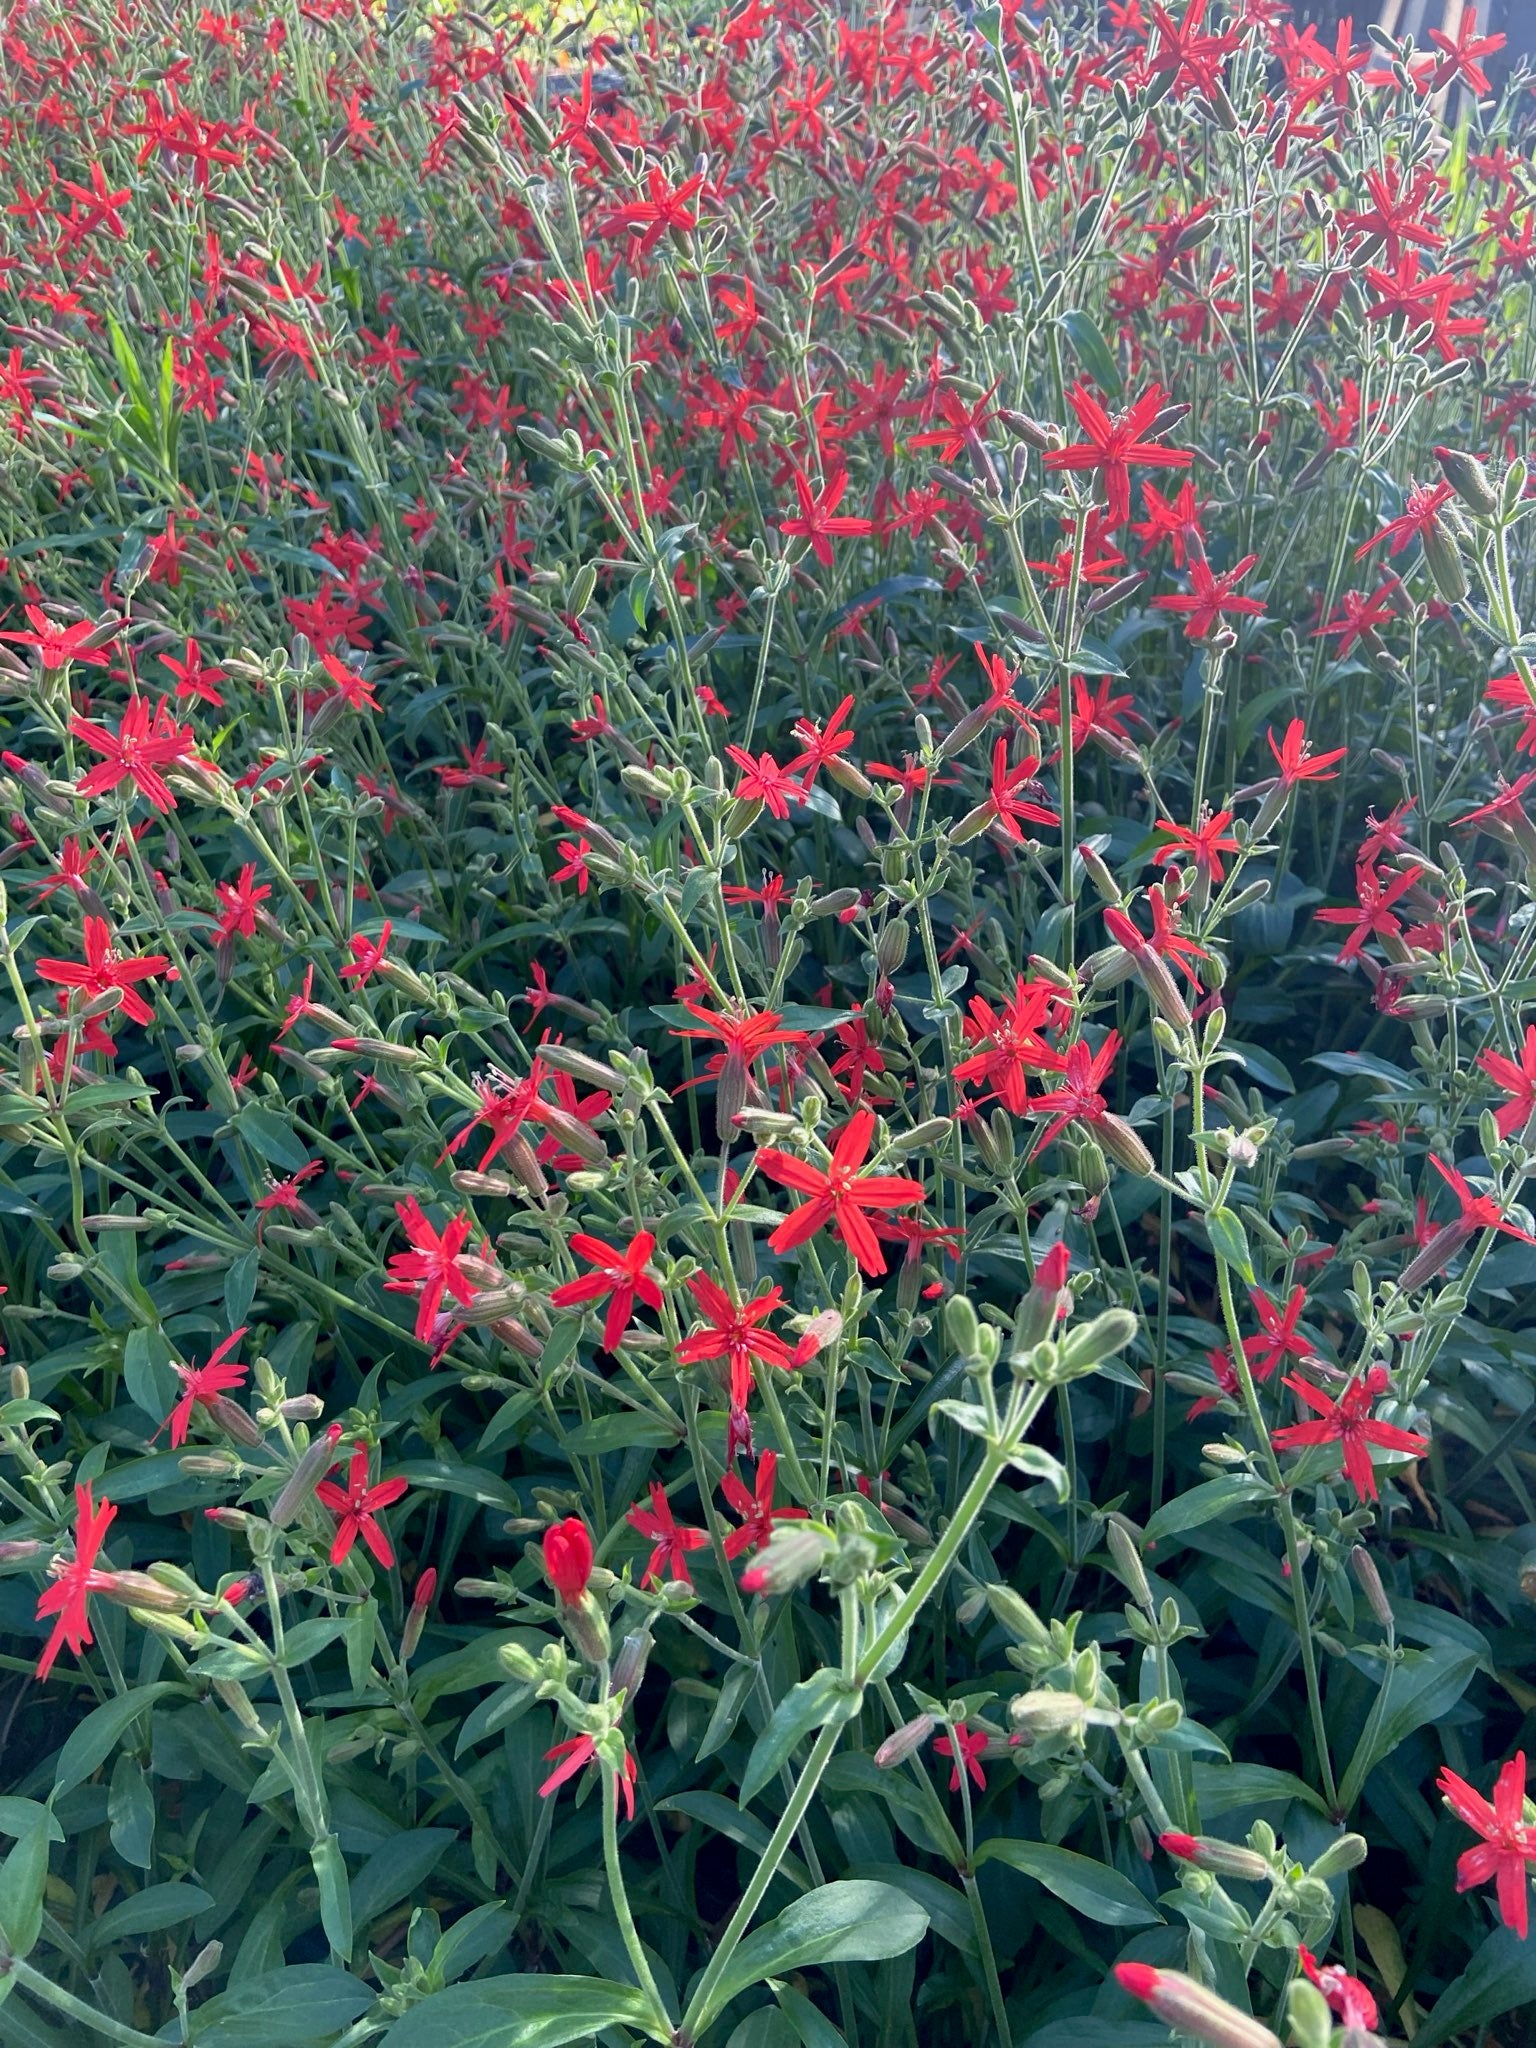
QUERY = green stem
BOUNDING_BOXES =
[602,1761,673,2035]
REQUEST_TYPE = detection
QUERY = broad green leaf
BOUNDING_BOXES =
[727,2011,800,2048]
[1057,310,1122,398]
[1205,1205,1255,1283]
[1144,1477,1268,1548]
[774,1983,849,2048]
[54,1683,180,1799]
[380,1975,665,2048]
[971,1841,1161,1926]
[235,1101,316,1175]
[655,1794,811,1891]
[708,1880,929,2019]
[740,1670,862,1806]
[1189,1762,1328,1818]
[187,1964,374,2046]
[1338,1649,1480,1809]
[1411,1926,1536,2048]
[349,1829,456,1933]
[107,1754,155,1869]
[88,1883,213,1946]
[559,1412,682,1456]
[312,1832,353,1962]
[0,1811,51,1959]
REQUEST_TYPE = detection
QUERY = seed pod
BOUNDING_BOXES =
[1421,518,1469,604]
[1095,1113,1156,1179]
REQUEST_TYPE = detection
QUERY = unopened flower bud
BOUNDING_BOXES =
[1106,1515,1153,1610]
[612,1628,652,1702]
[986,1584,1054,1653]
[498,1641,541,1683]
[1350,1546,1394,1631]
[1307,1831,1368,1879]
[1159,1832,1270,1881]
[271,1422,344,1527]
[1114,1964,1282,2048]
[1008,1690,1087,1741]
[875,1714,936,1767]
[740,1523,833,1596]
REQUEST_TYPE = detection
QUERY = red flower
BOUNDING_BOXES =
[670,999,809,1065]
[550,1232,662,1352]
[1145,0,1242,98]
[542,1517,593,1603]
[36,1482,118,1680]
[598,166,705,257]
[778,468,873,568]
[1354,478,1456,560]
[1437,1753,1536,1938]
[787,695,858,790]
[1152,809,1239,884]
[627,1482,709,1586]
[1029,1033,1121,1152]
[1045,382,1192,529]
[1243,1285,1312,1381]
[215,864,272,941]
[676,1272,815,1455]
[934,1723,987,1792]
[954,975,1065,1115]
[163,1327,248,1447]
[726,746,806,821]
[1297,1948,1379,2032]
[316,1447,409,1567]
[1314,862,1423,964]
[35,915,172,1033]
[1478,1026,1536,1139]
[1,605,115,671]
[721,1453,807,1559]
[1153,553,1263,640]
[70,695,208,812]
[541,1734,637,1820]
[1268,719,1348,786]
[1271,1365,1428,1502]
[1426,5,1505,93]
[755,1108,926,1276]
[979,736,1060,841]
[384,1198,478,1341]
[162,637,227,708]
[341,923,392,986]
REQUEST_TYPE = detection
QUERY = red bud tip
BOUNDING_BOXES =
[1115,1963,1161,2002]
[1158,1831,1200,1859]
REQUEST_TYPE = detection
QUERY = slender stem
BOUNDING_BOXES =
[680,1719,843,2041]
[602,1762,672,2035]
[2,1952,170,2047]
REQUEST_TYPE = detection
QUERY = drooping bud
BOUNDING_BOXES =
[1349,1546,1394,1631]
[875,1714,937,1767]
